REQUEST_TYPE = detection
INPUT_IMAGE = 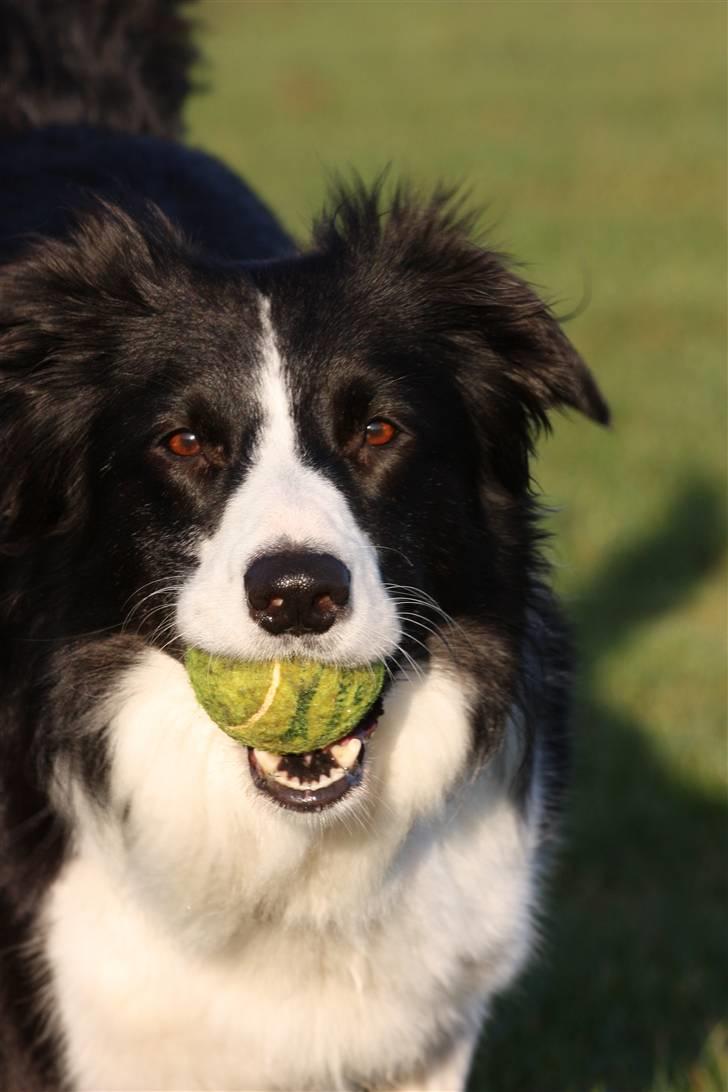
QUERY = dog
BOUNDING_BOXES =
[0,2,609,1089]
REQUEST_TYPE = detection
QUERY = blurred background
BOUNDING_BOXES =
[186,4,726,1090]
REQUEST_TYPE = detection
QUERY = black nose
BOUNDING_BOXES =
[244,551,351,636]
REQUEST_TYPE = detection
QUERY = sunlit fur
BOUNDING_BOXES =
[0,2,608,1089]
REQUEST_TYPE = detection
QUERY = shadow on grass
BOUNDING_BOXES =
[470,475,728,1092]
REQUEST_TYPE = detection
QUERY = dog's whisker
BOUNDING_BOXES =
[122,583,184,625]
[383,582,458,619]
[122,591,185,638]
[120,572,189,611]
[395,612,460,660]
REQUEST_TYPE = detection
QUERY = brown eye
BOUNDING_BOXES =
[365,419,397,447]
[164,430,202,458]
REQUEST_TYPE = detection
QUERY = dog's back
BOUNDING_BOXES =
[0,0,291,264]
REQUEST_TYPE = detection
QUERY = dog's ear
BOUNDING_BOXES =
[443,252,610,492]
[0,201,185,554]
[459,261,610,428]
[316,182,609,492]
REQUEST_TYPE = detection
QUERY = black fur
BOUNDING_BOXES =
[0,2,608,1087]
[0,0,197,139]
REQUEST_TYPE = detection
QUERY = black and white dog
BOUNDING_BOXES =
[0,3,609,1089]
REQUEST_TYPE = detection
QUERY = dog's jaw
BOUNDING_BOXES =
[79,650,477,933]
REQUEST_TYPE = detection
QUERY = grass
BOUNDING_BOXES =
[186,3,727,1089]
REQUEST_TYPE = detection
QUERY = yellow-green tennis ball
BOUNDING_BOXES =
[185,651,385,754]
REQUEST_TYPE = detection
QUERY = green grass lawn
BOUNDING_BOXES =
[187,4,727,1089]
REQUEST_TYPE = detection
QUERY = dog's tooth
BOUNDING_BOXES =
[254,749,281,776]
[313,767,346,789]
[275,772,302,789]
[268,764,349,793]
[330,738,362,770]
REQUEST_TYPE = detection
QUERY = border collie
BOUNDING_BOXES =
[0,2,609,1089]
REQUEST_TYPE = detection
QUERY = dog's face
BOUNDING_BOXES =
[0,189,607,825]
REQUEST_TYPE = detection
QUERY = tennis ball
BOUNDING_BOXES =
[185,650,385,754]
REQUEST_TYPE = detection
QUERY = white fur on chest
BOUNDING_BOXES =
[45,653,540,1091]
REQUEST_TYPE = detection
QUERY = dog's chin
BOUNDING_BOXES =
[246,697,383,814]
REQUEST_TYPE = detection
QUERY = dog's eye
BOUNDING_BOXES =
[163,429,203,458]
[365,419,397,447]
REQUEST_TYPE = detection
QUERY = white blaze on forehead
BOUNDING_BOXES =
[176,297,400,664]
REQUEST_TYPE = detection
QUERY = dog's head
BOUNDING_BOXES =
[0,185,607,832]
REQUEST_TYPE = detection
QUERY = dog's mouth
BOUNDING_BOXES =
[247,697,382,813]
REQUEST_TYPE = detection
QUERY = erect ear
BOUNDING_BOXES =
[316,181,609,447]
[333,184,609,493]
[0,200,186,554]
